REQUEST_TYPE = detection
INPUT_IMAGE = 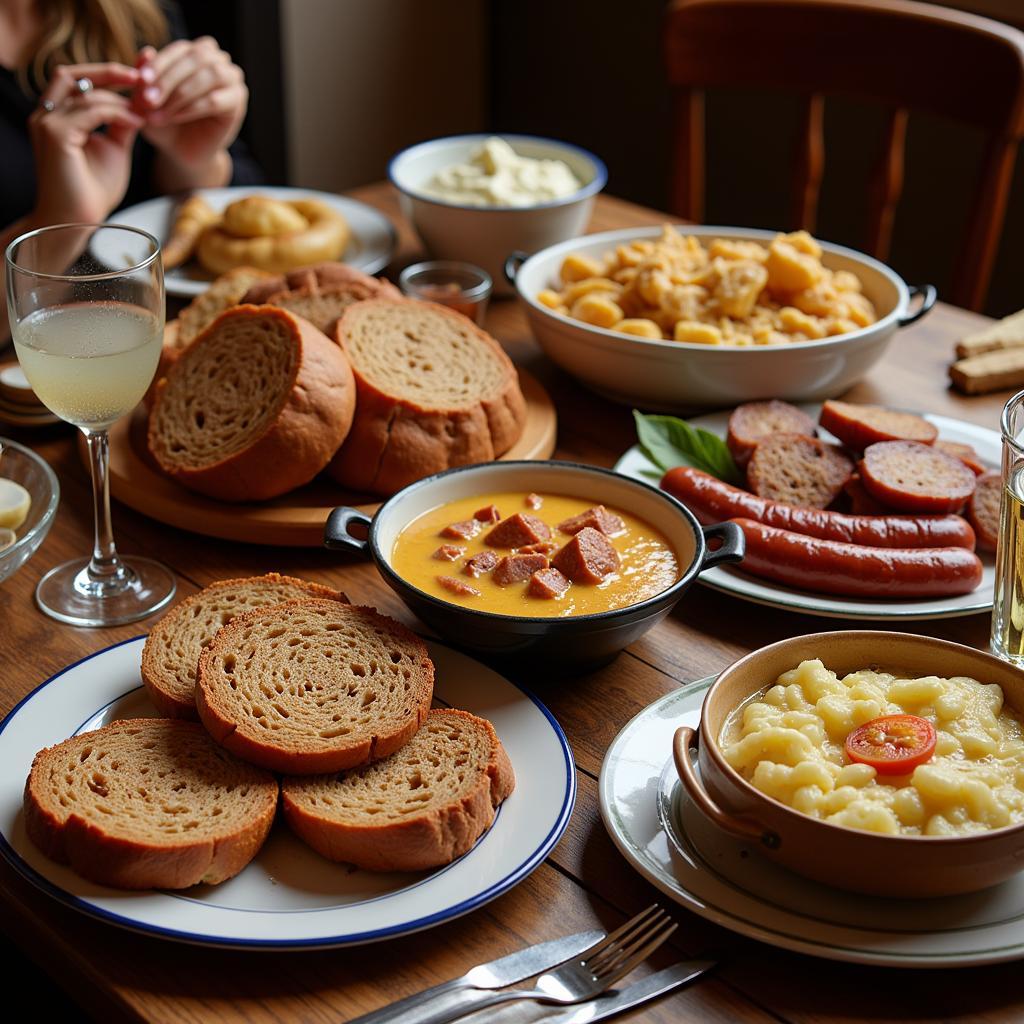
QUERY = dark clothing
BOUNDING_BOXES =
[0,4,261,228]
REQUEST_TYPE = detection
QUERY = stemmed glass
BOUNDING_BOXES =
[6,223,175,626]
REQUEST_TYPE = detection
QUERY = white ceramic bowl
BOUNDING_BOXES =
[388,134,607,296]
[0,438,59,584]
[508,225,936,412]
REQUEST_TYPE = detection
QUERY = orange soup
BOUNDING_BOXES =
[390,491,680,617]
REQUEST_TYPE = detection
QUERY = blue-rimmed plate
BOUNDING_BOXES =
[599,677,1024,967]
[615,407,999,621]
[0,637,573,950]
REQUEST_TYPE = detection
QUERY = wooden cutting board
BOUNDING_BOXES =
[91,367,557,547]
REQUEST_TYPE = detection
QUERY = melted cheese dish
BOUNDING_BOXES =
[721,659,1024,837]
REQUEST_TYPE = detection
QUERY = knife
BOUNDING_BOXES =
[535,960,715,1024]
[348,928,606,1024]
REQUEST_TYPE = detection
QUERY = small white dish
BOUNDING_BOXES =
[109,187,398,298]
[389,134,606,296]
[0,636,573,949]
[599,677,1024,967]
[614,405,998,621]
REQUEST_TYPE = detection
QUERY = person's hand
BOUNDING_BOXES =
[29,63,144,224]
[135,38,248,180]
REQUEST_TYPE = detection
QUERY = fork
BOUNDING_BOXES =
[402,904,678,1024]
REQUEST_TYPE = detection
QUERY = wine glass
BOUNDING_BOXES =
[6,223,175,626]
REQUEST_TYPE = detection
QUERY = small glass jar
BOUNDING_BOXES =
[399,260,492,325]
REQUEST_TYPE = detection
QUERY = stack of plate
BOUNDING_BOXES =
[0,361,59,428]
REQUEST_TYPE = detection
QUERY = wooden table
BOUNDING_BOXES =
[1,185,1020,1023]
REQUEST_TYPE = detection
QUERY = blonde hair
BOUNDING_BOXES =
[23,0,169,90]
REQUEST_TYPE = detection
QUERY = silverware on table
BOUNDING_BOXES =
[347,927,607,1024]
[536,959,716,1024]
[357,904,679,1024]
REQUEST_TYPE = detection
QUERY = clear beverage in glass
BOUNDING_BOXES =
[991,388,1024,663]
[6,223,175,626]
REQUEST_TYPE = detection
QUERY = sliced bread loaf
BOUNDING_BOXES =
[327,298,527,496]
[281,708,515,871]
[177,267,277,348]
[24,718,278,890]
[196,599,434,774]
[142,573,348,720]
[147,305,355,501]
[240,262,400,335]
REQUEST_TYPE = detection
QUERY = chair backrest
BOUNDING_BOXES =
[664,0,1024,310]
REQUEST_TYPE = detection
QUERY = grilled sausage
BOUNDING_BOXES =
[746,433,853,509]
[968,472,1002,552]
[819,400,938,451]
[859,441,977,514]
[660,466,976,549]
[730,518,984,597]
[727,400,817,468]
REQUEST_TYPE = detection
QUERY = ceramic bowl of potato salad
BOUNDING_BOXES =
[673,631,1024,898]
[509,224,935,411]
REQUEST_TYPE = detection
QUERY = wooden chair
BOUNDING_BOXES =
[664,0,1024,310]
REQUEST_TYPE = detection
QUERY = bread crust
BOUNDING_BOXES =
[147,305,356,501]
[327,299,527,495]
[195,600,434,774]
[24,719,278,890]
[281,709,515,871]
[141,573,348,719]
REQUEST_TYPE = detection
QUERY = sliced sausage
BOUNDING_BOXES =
[437,575,481,597]
[730,518,984,597]
[746,433,854,509]
[727,400,817,468]
[967,472,1002,552]
[819,400,938,452]
[557,505,626,537]
[934,440,987,476]
[525,493,544,509]
[493,553,549,585]
[463,551,499,577]
[485,513,551,548]
[659,466,976,549]
[843,475,892,516]
[859,441,977,514]
[528,568,570,599]
[552,526,620,584]
[474,504,502,523]
[519,541,557,555]
[441,519,481,540]
[433,544,465,561]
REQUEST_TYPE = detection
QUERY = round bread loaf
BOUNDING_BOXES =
[196,600,434,774]
[328,298,527,496]
[282,708,515,871]
[24,718,278,890]
[142,573,348,720]
[147,305,355,501]
[177,267,276,348]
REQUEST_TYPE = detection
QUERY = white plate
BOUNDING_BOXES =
[0,637,573,950]
[600,678,1024,967]
[615,407,998,621]
[109,187,398,297]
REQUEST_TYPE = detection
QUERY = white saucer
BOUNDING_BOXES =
[599,677,1024,967]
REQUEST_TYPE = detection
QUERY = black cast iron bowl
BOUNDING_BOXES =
[323,460,744,667]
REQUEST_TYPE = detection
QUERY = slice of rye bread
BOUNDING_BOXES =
[240,262,400,335]
[147,305,355,501]
[24,718,278,890]
[142,573,349,720]
[196,599,434,774]
[281,708,515,871]
[177,267,277,348]
[327,298,527,496]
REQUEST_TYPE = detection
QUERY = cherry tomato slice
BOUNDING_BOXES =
[844,714,937,774]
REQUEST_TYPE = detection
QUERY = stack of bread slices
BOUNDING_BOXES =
[23,574,515,890]
[145,262,527,501]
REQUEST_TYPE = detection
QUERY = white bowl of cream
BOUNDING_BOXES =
[389,134,606,295]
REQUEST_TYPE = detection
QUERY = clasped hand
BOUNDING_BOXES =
[30,36,247,226]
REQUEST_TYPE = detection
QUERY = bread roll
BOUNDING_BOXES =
[147,305,355,501]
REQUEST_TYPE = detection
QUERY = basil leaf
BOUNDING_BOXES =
[633,410,742,484]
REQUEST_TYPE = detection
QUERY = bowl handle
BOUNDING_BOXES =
[897,284,937,327]
[503,250,529,286]
[673,726,780,850]
[323,507,372,555]
[698,522,745,571]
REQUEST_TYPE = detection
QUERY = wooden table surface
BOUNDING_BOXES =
[1,184,1020,1024]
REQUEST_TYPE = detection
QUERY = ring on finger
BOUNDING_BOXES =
[39,98,56,113]
[74,76,93,94]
